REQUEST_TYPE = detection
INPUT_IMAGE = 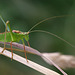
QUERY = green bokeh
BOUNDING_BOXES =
[0,0,75,75]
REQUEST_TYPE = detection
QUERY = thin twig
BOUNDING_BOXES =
[0,47,60,75]
[0,42,67,75]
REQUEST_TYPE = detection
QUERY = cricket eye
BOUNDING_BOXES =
[27,32,29,34]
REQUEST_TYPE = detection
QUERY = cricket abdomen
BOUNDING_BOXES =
[0,32,11,42]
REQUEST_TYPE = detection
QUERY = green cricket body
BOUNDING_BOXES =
[0,21,29,43]
[12,30,29,42]
[0,16,74,75]
[0,31,29,42]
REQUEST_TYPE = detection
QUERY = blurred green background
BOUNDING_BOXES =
[0,0,75,75]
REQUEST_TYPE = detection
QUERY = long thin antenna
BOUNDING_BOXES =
[0,16,10,31]
[28,15,74,32]
[29,30,75,48]
[0,16,6,25]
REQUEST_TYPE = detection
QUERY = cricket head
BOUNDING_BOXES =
[24,32,29,41]
[12,30,30,41]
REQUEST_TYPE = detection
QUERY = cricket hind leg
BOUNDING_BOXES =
[10,41,13,60]
[5,48,24,52]
[0,21,8,54]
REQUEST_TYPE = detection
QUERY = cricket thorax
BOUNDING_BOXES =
[12,30,21,33]
[12,30,29,42]
[12,30,29,35]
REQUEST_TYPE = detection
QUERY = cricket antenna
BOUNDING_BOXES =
[0,16,10,31]
[0,16,6,25]
[29,30,75,48]
[28,15,74,32]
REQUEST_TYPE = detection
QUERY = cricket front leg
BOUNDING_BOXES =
[22,39,28,62]
[27,41,30,47]
[23,44,28,62]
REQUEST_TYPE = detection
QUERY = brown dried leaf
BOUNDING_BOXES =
[42,53,75,69]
